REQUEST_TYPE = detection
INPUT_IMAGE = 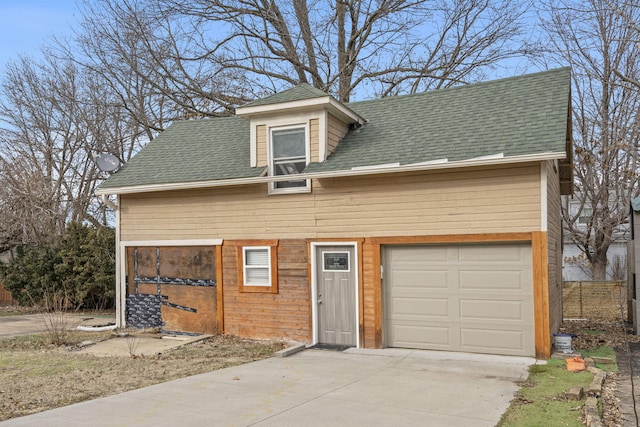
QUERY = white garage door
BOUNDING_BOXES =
[384,243,534,356]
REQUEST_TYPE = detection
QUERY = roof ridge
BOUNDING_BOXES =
[347,67,571,107]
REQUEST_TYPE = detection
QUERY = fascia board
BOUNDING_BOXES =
[236,97,365,125]
[96,151,566,196]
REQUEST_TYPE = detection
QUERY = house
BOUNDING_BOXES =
[97,68,573,359]
[629,198,640,332]
[562,196,628,281]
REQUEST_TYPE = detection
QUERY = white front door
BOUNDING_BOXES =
[315,245,357,346]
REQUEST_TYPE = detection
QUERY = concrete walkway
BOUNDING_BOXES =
[1,348,537,427]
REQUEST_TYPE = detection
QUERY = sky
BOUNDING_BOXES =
[0,0,80,70]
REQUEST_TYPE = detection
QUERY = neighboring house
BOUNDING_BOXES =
[562,197,628,281]
[97,68,573,359]
[630,198,640,332]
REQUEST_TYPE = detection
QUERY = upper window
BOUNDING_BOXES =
[270,126,309,193]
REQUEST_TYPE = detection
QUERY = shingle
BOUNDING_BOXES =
[99,68,571,190]
[99,116,264,189]
[241,83,329,108]
[305,67,571,172]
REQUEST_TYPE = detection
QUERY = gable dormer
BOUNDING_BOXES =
[236,84,365,194]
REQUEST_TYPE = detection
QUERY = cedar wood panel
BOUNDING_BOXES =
[119,165,541,241]
[327,114,348,158]
[222,239,311,342]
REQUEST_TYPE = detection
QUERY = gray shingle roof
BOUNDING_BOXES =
[99,68,571,191]
[306,67,571,172]
[100,116,262,189]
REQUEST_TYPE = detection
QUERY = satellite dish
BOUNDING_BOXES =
[96,153,120,172]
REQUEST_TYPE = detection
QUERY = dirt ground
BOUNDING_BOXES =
[0,328,286,422]
[559,319,640,427]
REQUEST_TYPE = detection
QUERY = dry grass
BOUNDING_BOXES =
[0,332,286,421]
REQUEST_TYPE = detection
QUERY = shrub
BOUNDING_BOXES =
[1,223,115,310]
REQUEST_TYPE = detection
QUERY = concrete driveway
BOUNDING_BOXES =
[0,347,536,427]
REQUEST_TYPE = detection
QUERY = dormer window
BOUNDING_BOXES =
[270,125,310,193]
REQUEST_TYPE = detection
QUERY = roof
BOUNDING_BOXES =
[241,83,329,108]
[100,116,262,189]
[632,198,640,212]
[99,68,572,193]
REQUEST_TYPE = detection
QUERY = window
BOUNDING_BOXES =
[238,244,278,293]
[243,247,271,286]
[270,126,309,192]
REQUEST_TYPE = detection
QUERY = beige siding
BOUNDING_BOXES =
[310,119,320,163]
[120,165,542,241]
[546,161,563,333]
[256,125,267,166]
[327,114,348,158]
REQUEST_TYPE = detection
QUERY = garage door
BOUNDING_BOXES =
[384,243,534,356]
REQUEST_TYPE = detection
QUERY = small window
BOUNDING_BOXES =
[238,244,278,293]
[323,252,350,272]
[243,247,271,286]
[270,126,309,193]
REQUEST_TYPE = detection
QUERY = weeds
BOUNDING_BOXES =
[38,293,71,346]
[124,329,142,357]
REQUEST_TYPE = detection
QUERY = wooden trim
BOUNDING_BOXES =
[236,242,279,294]
[532,231,551,358]
[226,239,278,247]
[216,245,224,333]
[307,238,365,243]
[372,242,383,348]
[368,232,532,245]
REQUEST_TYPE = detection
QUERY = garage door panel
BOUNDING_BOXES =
[458,245,526,262]
[390,324,450,348]
[459,270,530,291]
[391,297,449,318]
[392,270,449,289]
[460,328,526,353]
[384,243,534,357]
[389,246,448,262]
[459,299,528,321]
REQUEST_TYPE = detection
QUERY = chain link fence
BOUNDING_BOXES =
[563,281,627,320]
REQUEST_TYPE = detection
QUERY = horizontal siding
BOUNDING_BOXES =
[310,118,319,163]
[120,165,542,241]
[546,161,563,333]
[327,114,348,157]
[256,125,267,167]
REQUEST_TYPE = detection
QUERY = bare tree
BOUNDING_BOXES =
[541,0,640,279]
[0,54,146,250]
[89,0,536,104]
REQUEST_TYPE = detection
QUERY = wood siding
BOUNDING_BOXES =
[222,239,311,341]
[327,114,348,158]
[256,125,267,167]
[546,161,563,337]
[120,165,542,241]
[310,118,320,163]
